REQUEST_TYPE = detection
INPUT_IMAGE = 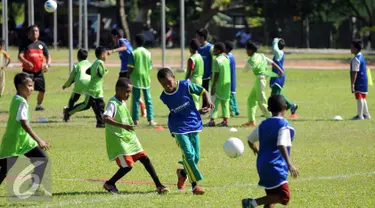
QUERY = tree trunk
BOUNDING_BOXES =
[118,0,131,41]
[303,17,310,48]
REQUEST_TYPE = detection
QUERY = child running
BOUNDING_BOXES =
[350,39,370,120]
[128,34,156,126]
[157,68,214,195]
[62,49,91,119]
[64,46,108,128]
[270,38,298,118]
[244,41,284,126]
[0,72,50,194]
[103,78,169,194]
[0,39,11,98]
[185,39,204,109]
[224,40,240,117]
[206,42,231,127]
[242,94,299,208]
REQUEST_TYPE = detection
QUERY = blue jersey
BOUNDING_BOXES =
[198,43,213,80]
[118,38,133,72]
[257,117,295,188]
[350,53,368,93]
[227,53,236,92]
[270,55,285,88]
[160,80,203,134]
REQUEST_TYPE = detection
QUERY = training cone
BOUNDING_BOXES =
[155,126,164,131]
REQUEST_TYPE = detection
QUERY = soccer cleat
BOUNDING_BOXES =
[176,168,187,190]
[290,104,298,115]
[149,121,157,126]
[96,123,105,128]
[364,114,372,119]
[204,121,215,127]
[242,198,256,208]
[134,120,139,126]
[156,185,170,194]
[242,121,256,127]
[218,121,228,127]
[235,112,240,116]
[192,186,205,195]
[35,106,45,111]
[351,115,364,120]
[34,185,52,197]
[103,182,119,194]
[63,107,70,122]
[289,114,299,119]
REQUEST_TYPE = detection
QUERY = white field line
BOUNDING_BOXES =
[26,171,375,208]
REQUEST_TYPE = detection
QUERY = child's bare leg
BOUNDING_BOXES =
[264,204,275,208]
[255,195,280,206]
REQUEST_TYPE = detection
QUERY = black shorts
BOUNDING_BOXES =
[22,69,45,92]
[119,71,129,78]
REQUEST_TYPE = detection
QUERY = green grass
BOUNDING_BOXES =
[6,47,375,63]
[0,67,375,207]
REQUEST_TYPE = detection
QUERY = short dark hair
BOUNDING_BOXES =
[111,28,124,38]
[196,28,208,40]
[189,39,200,51]
[77,48,88,61]
[95,46,107,59]
[135,34,146,46]
[352,39,363,51]
[246,40,258,52]
[14,72,32,90]
[224,40,234,52]
[157,68,174,80]
[0,39,4,46]
[267,95,287,113]
[214,42,226,53]
[116,77,132,89]
[278,39,285,50]
[28,24,39,33]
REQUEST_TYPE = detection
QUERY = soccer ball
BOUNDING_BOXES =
[44,0,57,13]
[223,137,244,158]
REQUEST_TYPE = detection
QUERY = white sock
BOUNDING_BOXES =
[357,99,364,117]
[36,104,42,108]
[363,99,370,116]
[251,199,258,207]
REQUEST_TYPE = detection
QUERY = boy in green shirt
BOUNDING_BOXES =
[62,49,91,120]
[206,42,231,127]
[102,78,169,194]
[185,39,204,109]
[0,72,50,193]
[127,34,156,126]
[243,41,284,126]
[64,46,108,128]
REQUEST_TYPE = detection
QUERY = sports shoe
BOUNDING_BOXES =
[204,121,215,127]
[192,186,205,195]
[35,106,45,111]
[96,123,105,128]
[103,182,119,194]
[242,121,256,127]
[291,104,298,115]
[242,198,256,208]
[364,114,372,119]
[149,121,157,126]
[156,185,170,194]
[134,120,139,126]
[34,185,52,197]
[63,107,70,122]
[176,168,187,190]
[351,115,364,120]
[219,121,228,127]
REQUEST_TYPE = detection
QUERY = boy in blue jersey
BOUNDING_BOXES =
[350,39,370,120]
[243,95,299,208]
[157,68,214,195]
[270,38,298,118]
[196,28,214,107]
[224,40,240,117]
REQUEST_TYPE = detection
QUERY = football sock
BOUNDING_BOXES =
[251,199,258,207]
[363,99,370,116]
[108,167,132,184]
[139,156,162,187]
[191,182,197,189]
[357,99,364,117]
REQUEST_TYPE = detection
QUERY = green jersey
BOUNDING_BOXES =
[0,95,38,158]
[247,53,269,76]
[87,59,108,98]
[104,96,143,160]
[63,60,92,94]
[212,54,231,100]
[187,53,204,83]
[128,47,152,89]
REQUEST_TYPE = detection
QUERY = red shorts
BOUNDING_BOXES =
[265,183,290,205]
[115,151,147,168]
[355,93,367,99]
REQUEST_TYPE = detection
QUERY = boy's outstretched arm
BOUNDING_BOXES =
[279,146,299,178]
[20,120,49,150]
[103,115,134,131]
[108,44,127,55]
[62,65,77,89]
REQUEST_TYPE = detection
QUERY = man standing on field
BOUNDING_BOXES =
[18,25,51,111]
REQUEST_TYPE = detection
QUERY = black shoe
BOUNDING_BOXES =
[291,104,298,115]
[63,107,70,122]
[96,123,105,128]
[35,106,45,111]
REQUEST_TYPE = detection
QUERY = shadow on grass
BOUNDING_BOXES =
[0,110,9,114]
[53,190,156,196]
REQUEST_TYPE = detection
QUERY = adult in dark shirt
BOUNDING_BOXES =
[18,25,51,111]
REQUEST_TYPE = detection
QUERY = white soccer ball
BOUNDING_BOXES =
[223,137,244,158]
[44,0,57,13]
[332,115,343,121]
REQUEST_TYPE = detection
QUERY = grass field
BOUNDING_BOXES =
[5,47,375,63]
[0,66,375,207]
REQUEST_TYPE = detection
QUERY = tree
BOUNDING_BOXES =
[117,0,131,41]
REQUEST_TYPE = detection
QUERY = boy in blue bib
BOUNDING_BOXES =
[157,68,214,195]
